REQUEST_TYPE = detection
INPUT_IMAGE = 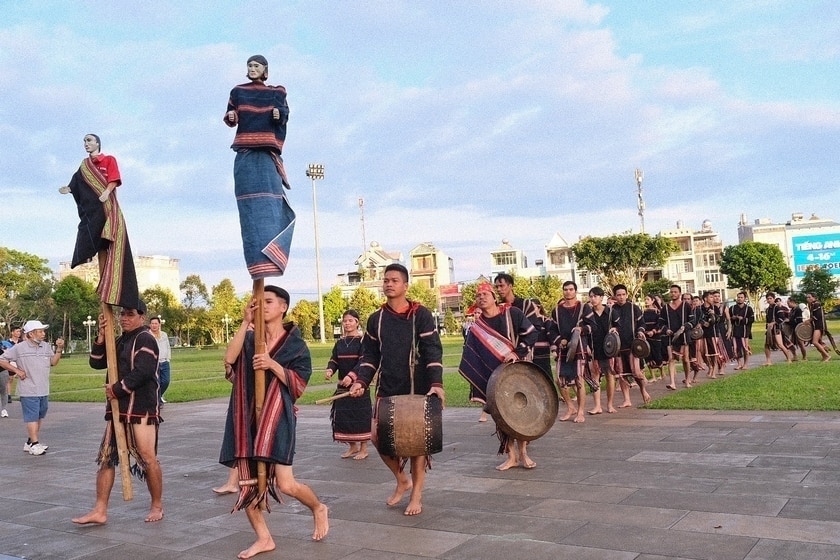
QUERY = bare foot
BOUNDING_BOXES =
[386,476,412,506]
[404,499,422,516]
[72,510,107,525]
[588,408,603,415]
[495,457,519,471]
[521,456,536,469]
[341,445,360,458]
[619,402,632,408]
[478,412,488,422]
[353,451,368,460]
[559,408,578,421]
[312,504,329,541]
[573,414,585,423]
[212,484,239,495]
[607,406,617,413]
[238,537,276,559]
[685,382,692,388]
[823,356,832,363]
[145,506,164,523]
[642,391,652,405]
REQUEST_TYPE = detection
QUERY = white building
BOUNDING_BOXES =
[738,212,840,293]
[59,254,181,298]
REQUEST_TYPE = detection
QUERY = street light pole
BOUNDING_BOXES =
[222,313,231,344]
[83,315,97,353]
[307,163,326,344]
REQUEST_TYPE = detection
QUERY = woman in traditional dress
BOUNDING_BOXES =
[325,310,371,459]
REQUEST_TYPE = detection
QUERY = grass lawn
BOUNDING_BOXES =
[46,322,840,411]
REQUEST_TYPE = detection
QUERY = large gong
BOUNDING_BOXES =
[486,361,559,441]
[795,321,814,342]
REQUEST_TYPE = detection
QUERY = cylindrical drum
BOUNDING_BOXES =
[486,361,559,441]
[375,394,443,457]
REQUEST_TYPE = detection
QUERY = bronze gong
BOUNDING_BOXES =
[795,321,814,343]
[565,330,582,363]
[631,338,651,358]
[603,331,621,358]
[486,361,559,441]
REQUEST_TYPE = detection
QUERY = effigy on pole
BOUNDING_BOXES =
[61,135,141,501]
[224,54,295,511]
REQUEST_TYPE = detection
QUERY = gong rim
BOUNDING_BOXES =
[603,331,621,358]
[795,321,814,342]
[566,330,581,363]
[631,338,650,358]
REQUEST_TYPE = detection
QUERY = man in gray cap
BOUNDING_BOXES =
[0,320,64,455]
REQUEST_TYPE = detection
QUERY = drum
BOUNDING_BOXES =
[486,361,558,441]
[795,321,814,342]
[565,330,581,363]
[631,338,651,359]
[689,325,704,340]
[375,394,443,457]
[603,331,621,358]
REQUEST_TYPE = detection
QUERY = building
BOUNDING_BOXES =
[335,241,403,299]
[409,242,453,292]
[489,240,545,279]
[738,212,840,293]
[59,254,181,298]
[657,220,727,297]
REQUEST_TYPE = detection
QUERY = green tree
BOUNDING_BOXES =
[407,282,437,310]
[798,266,840,305]
[641,278,674,299]
[526,275,562,311]
[289,299,318,341]
[322,286,348,333]
[207,279,243,344]
[348,286,382,327]
[0,247,55,330]
[443,308,457,336]
[180,274,209,346]
[720,242,791,306]
[572,233,678,300]
[53,276,100,345]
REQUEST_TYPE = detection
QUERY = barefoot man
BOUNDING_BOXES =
[609,285,652,405]
[346,264,445,516]
[459,282,537,470]
[73,300,163,525]
[220,286,328,558]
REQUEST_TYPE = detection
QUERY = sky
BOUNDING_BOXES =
[2,1,838,302]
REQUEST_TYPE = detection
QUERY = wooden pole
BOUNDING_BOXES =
[101,302,134,501]
[252,279,268,509]
[98,253,133,501]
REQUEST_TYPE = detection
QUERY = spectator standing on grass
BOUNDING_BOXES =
[149,317,172,404]
[2,326,23,405]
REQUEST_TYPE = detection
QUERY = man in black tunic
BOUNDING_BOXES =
[347,264,444,516]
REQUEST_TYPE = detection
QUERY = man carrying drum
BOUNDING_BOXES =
[459,282,537,470]
[345,264,444,516]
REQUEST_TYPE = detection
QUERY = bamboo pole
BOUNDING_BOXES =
[98,253,133,501]
[315,391,352,405]
[252,279,267,509]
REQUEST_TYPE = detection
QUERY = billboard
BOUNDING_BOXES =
[792,233,840,277]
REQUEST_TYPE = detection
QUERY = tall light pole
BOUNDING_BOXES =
[222,313,231,344]
[83,315,97,353]
[635,168,645,234]
[307,163,326,343]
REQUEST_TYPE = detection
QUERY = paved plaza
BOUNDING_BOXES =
[2,375,840,560]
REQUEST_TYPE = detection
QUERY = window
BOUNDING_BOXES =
[704,271,721,284]
[494,252,517,266]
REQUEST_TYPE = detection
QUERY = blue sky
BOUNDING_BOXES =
[2,1,838,302]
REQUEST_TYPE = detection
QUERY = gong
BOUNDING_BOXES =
[795,321,814,342]
[603,331,621,358]
[689,325,704,340]
[486,361,559,441]
[670,325,686,343]
[566,330,581,363]
[781,322,794,340]
[631,338,651,358]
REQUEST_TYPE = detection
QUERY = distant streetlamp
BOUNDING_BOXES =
[222,313,231,344]
[83,315,97,353]
[307,163,326,344]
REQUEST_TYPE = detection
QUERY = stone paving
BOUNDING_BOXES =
[2,366,840,559]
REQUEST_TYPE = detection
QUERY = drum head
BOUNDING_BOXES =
[486,361,558,441]
[603,331,621,358]
[631,338,651,358]
[565,330,581,363]
[795,322,814,342]
[690,325,704,340]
